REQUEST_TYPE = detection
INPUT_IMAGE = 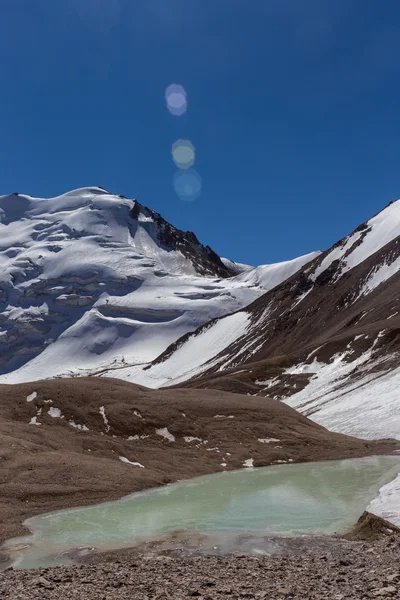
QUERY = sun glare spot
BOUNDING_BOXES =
[172,139,195,169]
[173,169,202,201]
[165,84,187,116]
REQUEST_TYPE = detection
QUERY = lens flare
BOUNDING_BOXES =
[172,139,195,169]
[173,169,202,201]
[165,84,187,116]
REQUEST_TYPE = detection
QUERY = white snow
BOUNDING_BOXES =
[284,349,400,440]
[220,257,253,274]
[232,252,320,290]
[0,187,317,385]
[69,421,89,431]
[26,392,37,403]
[213,414,234,419]
[255,377,278,388]
[29,407,42,426]
[368,472,400,527]
[310,199,400,286]
[47,407,63,418]
[155,427,175,442]
[258,438,281,444]
[99,406,110,432]
[119,456,145,468]
[109,311,252,388]
[243,458,254,468]
[357,255,400,299]
[184,436,202,443]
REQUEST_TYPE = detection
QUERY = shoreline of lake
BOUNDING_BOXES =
[3,455,400,570]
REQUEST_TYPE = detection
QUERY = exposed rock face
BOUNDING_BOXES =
[343,511,400,541]
[130,200,232,278]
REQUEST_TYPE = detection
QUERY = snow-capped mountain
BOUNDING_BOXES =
[110,200,400,441]
[0,187,317,383]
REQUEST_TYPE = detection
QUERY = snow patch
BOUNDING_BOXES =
[284,351,400,440]
[255,377,278,388]
[26,392,37,403]
[99,406,110,432]
[48,407,63,418]
[69,421,89,431]
[368,472,400,527]
[258,438,280,444]
[155,427,175,442]
[357,256,400,298]
[213,414,234,419]
[243,458,254,468]
[119,456,145,468]
[29,406,42,425]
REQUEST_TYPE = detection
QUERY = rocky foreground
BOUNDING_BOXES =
[1,533,400,600]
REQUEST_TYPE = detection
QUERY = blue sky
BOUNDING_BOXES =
[1,0,400,265]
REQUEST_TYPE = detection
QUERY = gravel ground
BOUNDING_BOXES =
[1,535,400,600]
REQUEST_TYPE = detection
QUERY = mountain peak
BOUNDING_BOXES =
[0,187,317,381]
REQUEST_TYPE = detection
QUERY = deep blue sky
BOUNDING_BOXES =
[1,0,400,265]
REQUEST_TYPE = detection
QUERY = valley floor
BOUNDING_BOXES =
[1,378,399,548]
[1,377,400,600]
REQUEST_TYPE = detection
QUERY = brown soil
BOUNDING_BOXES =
[1,377,399,547]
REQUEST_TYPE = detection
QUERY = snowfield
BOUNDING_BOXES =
[0,187,317,384]
[309,199,400,283]
[101,310,252,387]
[283,351,400,441]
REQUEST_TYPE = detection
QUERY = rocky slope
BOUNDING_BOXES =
[116,200,400,442]
[0,187,317,382]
